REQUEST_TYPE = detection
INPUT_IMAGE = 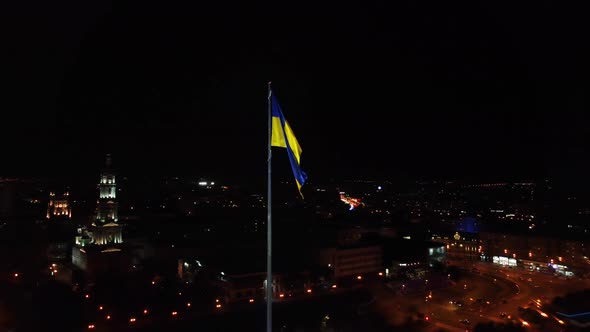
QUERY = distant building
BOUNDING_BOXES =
[72,155,129,275]
[479,232,588,276]
[316,227,384,280]
[432,231,480,262]
[320,245,382,279]
[46,191,72,220]
[47,242,70,261]
[382,238,446,280]
[216,270,269,304]
[89,154,122,245]
[178,253,284,304]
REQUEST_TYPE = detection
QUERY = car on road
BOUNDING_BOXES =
[416,312,431,323]
[449,299,463,307]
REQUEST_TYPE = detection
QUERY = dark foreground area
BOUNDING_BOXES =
[134,289,388,332]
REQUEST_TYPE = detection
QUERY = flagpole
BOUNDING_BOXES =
[266,81,273,332]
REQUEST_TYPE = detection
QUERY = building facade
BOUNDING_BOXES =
[73,155,127,274]
[432,231,480,262]
[478,232,589,275]
[320,245,383,279]
[46,191,72,220]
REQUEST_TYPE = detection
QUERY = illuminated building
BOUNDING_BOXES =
[431,232,480,262]
[89,154,122,245]
[478,232,587,275]
[46,191,72,220]
[96,156,117,224]
[72,155,129,274]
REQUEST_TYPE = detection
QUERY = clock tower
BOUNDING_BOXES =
[96,154,118,225]
[90,154,122,245]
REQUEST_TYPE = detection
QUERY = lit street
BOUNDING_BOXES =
[372,259,590,331]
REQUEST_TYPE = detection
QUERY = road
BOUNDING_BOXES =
[373,258,590,331]
[469,260,588,331]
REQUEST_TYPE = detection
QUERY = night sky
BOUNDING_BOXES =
[2,1,590,187]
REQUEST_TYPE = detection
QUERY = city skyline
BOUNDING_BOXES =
[3,2,590,332]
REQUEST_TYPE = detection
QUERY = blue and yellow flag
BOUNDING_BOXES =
[270,91,308,198]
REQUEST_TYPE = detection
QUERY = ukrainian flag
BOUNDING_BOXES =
[270,91,308,197]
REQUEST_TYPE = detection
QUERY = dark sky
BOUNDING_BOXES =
[2,0,590,186]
